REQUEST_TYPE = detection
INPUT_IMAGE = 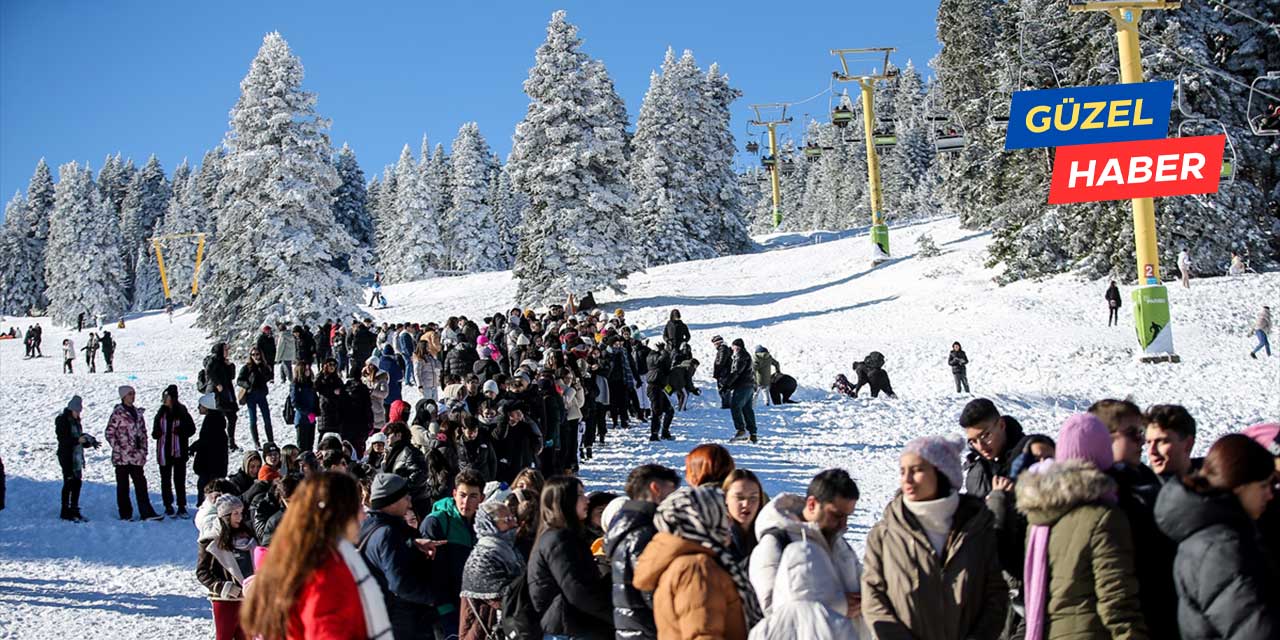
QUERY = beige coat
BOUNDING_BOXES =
[861,493,1008,640]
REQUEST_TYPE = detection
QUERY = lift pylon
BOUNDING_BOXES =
[151,232,209,301]
[748,103,794,227]
[1068,0,1181,362]
[832,47,897,263]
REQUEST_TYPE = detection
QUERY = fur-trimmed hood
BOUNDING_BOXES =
[1015,459,1116,526]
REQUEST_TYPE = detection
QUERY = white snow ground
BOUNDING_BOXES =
[1,216,1276,639]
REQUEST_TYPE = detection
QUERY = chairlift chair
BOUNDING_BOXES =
[831,105,855,128]
[803,143,823,158]
[760,154,777,169]
[746,140,760,153]
[1246,70,1280,136]
[779,159,797,175]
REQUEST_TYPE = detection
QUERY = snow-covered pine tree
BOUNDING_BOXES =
[43,163,128,326]
[0,194,44,315]
[97,154,133,221]
[630,50,712,266]
[195,148,224,235]
[118,155,170,302]
[509,11,633,304]
[425,144,453,270]
[197,32,363,349]
[488,163,525,269]
[371,164,399,276]
[448,122,501,272]
[131,221,166,311]
[388,144,443,281]
[20,158,56,309]
[884,60,937,221]
[332,143,373,271]
[700,63,753,255]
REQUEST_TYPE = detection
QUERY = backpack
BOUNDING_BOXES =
[198,355,213,393]
[497,571,541,639]
[282,394,294,424]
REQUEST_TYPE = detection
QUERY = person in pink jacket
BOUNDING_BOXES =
[105,385,162,521]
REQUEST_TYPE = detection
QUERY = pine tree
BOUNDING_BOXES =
[509,11,633,304]
[884,60,937,220]
[195,148,225,235]
[197,32,363,349]
[371,164,400,275]
[118,155,170,301]
[425,144,453,270]
[157,160,206,305]
[700,63,753,255]
[97,154,133,220]
[448,122,502,272]
[332,143,373,268]
[23,158,56,308]
[488,163,525,268]
[131,222,166,311]
[43,163,128,325]
[388,145,444,281]
[0,194,44,315]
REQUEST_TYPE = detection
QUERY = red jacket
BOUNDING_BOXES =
[288,551,366,640]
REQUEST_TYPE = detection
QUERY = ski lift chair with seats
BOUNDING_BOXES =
[831,104,855,128]
[1246,71,1280,136]
[803,143,823,159]
[779,158,797,175]
[746,140,760,154]
[1175,71,1238,183]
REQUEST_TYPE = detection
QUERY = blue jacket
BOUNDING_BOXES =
[290,382,318,422]
[396,330,415,357]
[379,349,403,404]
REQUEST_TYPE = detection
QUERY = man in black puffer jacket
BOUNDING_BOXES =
[445,342,479,380]
[606,465,680,640]
[348,319,378,378]
[644,345,673,441]
[251,476,297,546]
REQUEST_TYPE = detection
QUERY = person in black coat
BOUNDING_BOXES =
[645,346,674,441]
[205,343,240,450]
[55,395,94,521]
[606,465,680,640]
[527,476,614,639]
[153,385,197,516]
[254,326,277,372]
[726,339,757,441]
[99,331,116,372]
[341,376,374,458]
[949,342,970,393]
[317,320,332,361]
[662,310,691,354]
[456,417,497,483]
[1105,281,1123,327]
[314,359,345,439]
[383,422,435,518]
[359,473,442,640]
[472,355,500,383]
[445,342,479,380]
[711,336,732,409]
[293,325,316,367]
[191,395,229,505]
[251,476,296,546]
[236,349,275,449]
[492,402,541,484]
[1155,434,1279,640]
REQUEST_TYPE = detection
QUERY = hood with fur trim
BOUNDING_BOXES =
[1015,459,1116,526]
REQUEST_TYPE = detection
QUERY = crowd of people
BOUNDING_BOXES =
[173,395,1278,640]
[34,296,1280,640]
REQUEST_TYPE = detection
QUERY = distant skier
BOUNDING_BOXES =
[949,342,970,393]
[1105,281,1122,327]
[1177,249,1191,288]
[1250,305,1272,359]
[368,272,383,306]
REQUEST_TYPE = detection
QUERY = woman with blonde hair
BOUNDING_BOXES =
[240,472,390,640]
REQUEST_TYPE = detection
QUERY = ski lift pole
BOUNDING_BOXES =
[1070,0,1180,362]
[152,239,172,301]
[767,123,783,226]
[191,233,206,296]
[858,77,889,261]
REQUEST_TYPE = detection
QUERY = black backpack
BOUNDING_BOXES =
[497,571,541,639]
[282,394,294,424]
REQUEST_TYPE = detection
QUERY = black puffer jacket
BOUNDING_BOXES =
[251,490,285,546]
[457,432,497,483]
[527,527,614,640]
[315,371,345,434]
[644,350,670,396]
[962,417,1031,579]
[383,441,432,506]
[1109,462,1179,640]
[1155,479,1278,640]
[604,500,659,640]
[712,344,732,388]
[726,347,753,390]
[205,344,238,413]
[444,344,479,379]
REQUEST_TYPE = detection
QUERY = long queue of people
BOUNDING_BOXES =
[174,396,1278,640]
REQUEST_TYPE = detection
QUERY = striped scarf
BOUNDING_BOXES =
[335,539,393,640]
[656,486,764,627]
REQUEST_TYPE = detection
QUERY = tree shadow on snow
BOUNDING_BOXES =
[0,576,208,618]
[0,477,194,567]
[622,258,908,310]
[684,296,899,332]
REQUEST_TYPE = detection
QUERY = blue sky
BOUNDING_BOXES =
[0,0,943,204]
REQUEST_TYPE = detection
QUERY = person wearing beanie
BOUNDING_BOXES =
[751,345,781,405]
[1241,422,1280,598]
[863,438,1007,640]
[55,395,93,521]
[153,384,196,517]
[195,493,257,640]
[192,394,229,506]
[359,472,443,639]
[105,385,162,521]
[1016,414,1146,640]
[257,443,282,483]
[364,432,388,469]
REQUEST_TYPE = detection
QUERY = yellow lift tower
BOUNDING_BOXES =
[748,103,794,227]
[1069,0,1180,362]
[151,232,208,301]
[832,47,898,263]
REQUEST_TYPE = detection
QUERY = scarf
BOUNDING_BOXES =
[461,508,525,600]
[1024,524,1051,640]
[336,539,393,640]
[656,486,764,627]
[903,492,959,556]
[157,412,181,466]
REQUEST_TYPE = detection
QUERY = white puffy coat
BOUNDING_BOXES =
[749,493,864,616]
[749,539,862,640]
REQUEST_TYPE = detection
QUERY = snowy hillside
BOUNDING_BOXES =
[2,216,1277,639]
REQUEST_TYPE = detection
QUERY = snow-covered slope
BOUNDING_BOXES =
[2,216,1276,638]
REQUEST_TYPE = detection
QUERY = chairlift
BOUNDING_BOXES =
[803,143,823,158]
[760,154,777,169]
[746,140,760,153]
[1246,70,1280,136]
[831,104,855,128]
[779,159,797,175]
[1175,72,1238,182]
[873,133,897,148]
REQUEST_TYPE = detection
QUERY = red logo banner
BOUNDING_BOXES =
[1048,135,1224,204]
